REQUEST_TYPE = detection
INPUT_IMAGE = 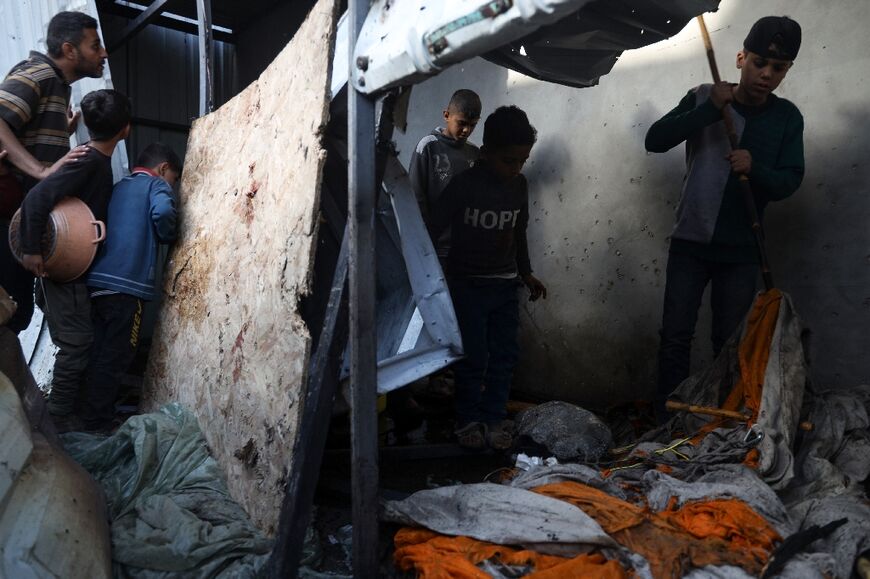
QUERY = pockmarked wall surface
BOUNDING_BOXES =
[143,0,338,535]
[395,0,870,407]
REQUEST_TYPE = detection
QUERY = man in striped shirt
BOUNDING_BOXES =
[0,11,107,332]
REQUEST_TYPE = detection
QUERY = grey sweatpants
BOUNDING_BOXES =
[38,279,93,416]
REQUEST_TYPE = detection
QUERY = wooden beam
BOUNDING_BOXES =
[196,0,214,115]
[106,0,178,53]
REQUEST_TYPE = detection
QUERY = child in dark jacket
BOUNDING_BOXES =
[17,89,131,431]
[409,89,481,260]
[82,142,180,431]
[430,105,547,450]
[644,16,804,421]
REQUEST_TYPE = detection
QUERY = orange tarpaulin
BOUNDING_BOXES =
[694,289,783,436]
[395,482,780,578]
[393,528,627,579]
[533,482,780,578]
[656,496,780,565]
[394,293,787,577]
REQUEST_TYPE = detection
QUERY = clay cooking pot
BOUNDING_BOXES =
[8,197,106,282]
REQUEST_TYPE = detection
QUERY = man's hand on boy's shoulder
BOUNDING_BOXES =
[39,144,90,180]
[522,274,547,302]
[21,254,46,277]
[709,81,736,110]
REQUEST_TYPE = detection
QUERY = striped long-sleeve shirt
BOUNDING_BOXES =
[0,51,72,193]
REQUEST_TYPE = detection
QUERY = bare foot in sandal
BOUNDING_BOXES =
[455,421,486,450]
[487,420,514,450]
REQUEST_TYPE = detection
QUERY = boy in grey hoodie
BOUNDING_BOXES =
[409,89,482,260]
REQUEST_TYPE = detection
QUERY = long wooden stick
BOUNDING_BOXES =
[666,400,813,431]
[697,15,775,290]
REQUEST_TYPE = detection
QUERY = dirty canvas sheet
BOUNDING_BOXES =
[387,479,782,577]
[667,290,807,489]
[62,404,272,578]
[383,483,616,555]
[782,384,870,504]
[387,289,870,577]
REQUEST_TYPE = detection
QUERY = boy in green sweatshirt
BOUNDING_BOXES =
[645,16,804,421]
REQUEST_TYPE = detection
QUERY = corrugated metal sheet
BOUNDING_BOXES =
[98,12,238,340]
[100,11,238,163]
[1,0,237,166]
[0,0,92,73]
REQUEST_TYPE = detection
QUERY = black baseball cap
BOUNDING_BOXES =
[744,16,802,61]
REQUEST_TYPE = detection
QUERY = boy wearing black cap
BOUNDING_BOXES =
[645,16,804,420]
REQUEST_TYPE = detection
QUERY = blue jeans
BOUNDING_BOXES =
[656,252,758,416]
[449,277,520,426]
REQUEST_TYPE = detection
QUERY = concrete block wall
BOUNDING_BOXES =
[394,0,870,407]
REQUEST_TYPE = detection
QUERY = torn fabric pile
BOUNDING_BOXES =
[385,290,870,577]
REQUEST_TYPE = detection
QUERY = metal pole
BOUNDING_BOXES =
[266,228,350,578]
[196,0,214,115]
[107,0,176,53]
[348,0,379,576]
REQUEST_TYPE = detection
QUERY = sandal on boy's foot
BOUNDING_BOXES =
[486,421,514,451]
[455,421,487,450]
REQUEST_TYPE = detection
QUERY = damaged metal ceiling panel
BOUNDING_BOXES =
[337,154,464,394]
[483,0,721,88]
[375,156,465,393]
[143,0,338,536]
[343,0,719,94]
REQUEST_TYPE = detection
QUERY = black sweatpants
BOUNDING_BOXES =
[39,280,93,416]
[82,293,143,429]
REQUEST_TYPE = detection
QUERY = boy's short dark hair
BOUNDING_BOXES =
[482,105,537,150]
[81,89,131,141]
[136,142,182,173]
[46,12,98,58]
[447,89,482,119]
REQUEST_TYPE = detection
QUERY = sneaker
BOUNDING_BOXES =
[487,420,514,450]
[455,421,486,450]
